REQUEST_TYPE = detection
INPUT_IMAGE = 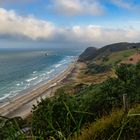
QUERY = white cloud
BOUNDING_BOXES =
[0,8,140,47]
[57,25,140,46]
[50,0,104,16]
[0,8,55,40]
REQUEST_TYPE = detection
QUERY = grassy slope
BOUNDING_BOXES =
[95,49,137,65]
[71,49,140,140]
[73,104,140,140]
[76,49,137,84]
[104,49,137,65]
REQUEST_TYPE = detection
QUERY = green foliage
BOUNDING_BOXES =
[102,56,109,62]
[85,63,111,74]
[32,82,122,139]
[0,116,28,139]
[101,62,140,106]
[32,92,86,138]
[32,84,111,139]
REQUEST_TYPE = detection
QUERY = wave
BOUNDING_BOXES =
[54,56,74,69]
[0,55,76,101]
[47,69,55,74]
[55,64,62,68]
[16,83,20,86]
[26,76,38,82]
[0,93,11,101]
[33,71,37,74]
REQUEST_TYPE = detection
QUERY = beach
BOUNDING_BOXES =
[0,62,76,118]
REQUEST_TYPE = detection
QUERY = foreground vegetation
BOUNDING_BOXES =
[31,62,140,139]
[74,105,140,140]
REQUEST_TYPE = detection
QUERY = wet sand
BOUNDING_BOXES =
[0,63,76,118]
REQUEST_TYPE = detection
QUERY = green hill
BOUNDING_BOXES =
[78,42,140,62]
[82,48,139,75]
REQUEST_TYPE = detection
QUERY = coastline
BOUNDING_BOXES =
[0,61,76,118]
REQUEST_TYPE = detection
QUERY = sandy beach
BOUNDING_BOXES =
[0,62,76,118]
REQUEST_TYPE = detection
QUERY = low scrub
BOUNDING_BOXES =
[85,63,111,74]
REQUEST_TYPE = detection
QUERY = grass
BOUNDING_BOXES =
[73,109,124,140]
[76,62,115,84]
[2,104,140,140]
[73,104,140,140]
[93,49,137,66]
[77,71,115,84]
[103,49,137,65]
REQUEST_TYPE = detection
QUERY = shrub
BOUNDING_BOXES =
[101,63,140,106]
[85,63,111,74]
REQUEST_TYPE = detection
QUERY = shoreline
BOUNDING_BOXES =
[0,62,76,118]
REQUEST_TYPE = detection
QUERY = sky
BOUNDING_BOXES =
[0,0,140,49]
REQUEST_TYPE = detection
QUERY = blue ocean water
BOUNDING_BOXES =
[0,48,81,101]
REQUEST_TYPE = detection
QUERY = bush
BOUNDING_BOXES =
[32,62,140,139]
[85,63,111,74]
[32,84,113,139]
[32,93,89,139]
[0,116,28,139]
[101,63,140,106]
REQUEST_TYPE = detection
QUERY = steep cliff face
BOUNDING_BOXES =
[78,42,140,62]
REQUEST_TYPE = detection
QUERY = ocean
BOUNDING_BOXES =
[0,48,81,102]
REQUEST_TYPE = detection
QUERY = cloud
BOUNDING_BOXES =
[49,0,104,16]
[111,0,131,9]
[111,0,139,11]
[56,25,140,46]
[0,8,140,47]
[0,8,55,40]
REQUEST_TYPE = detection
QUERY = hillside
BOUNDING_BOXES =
[78,47,97,62]
[76,48,140,84]
[78,42,140,62]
